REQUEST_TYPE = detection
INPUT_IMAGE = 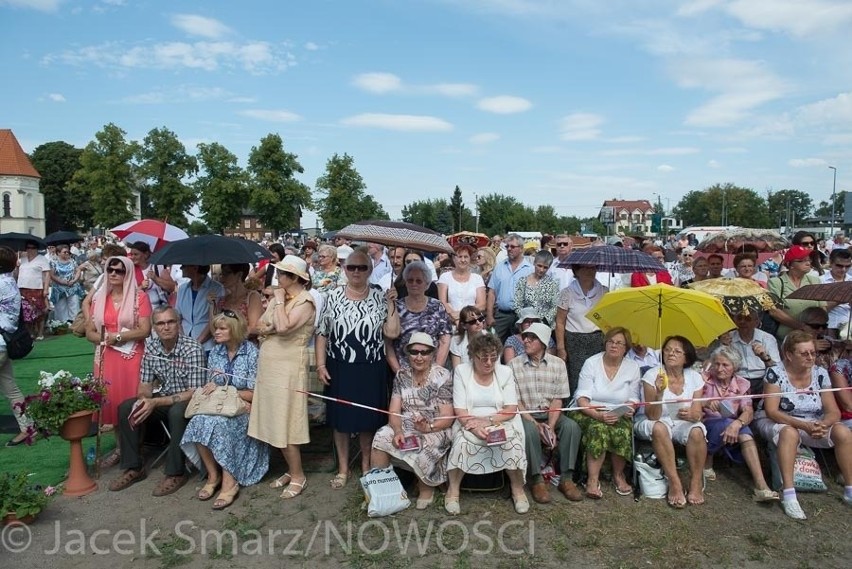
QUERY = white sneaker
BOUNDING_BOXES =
[781,499,807,520]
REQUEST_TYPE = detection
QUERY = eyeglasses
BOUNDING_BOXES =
[804,322,827,329]
[345,264,369,272]
[154,319,178,327]
[465,316,486,325]
[682,254,693,258]
[222,309,239,320]
[799,241,815,247]
[506,244,521,249]
[606,340,626,347]
[106,267,126,275]
[475,354,499,363]
[794,350,817,358]
[663,348,685,356]
[521,334,539,342]
[405,278,424,284]
[407,348,434,357]
[556,242,571,247]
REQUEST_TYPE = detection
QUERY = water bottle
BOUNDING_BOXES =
[86,446,96,466]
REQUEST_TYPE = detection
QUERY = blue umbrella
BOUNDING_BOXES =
[565,245,665,273]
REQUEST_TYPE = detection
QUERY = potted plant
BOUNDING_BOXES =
[16,370,107,442]
[46,319,70,335]
[0,471,57,525]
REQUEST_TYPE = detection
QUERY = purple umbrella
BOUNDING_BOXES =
[565,245,665,273]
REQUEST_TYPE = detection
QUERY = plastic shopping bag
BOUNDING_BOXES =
[360,466,411,517]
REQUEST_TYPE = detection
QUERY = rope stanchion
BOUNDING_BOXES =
[141,353,852,423]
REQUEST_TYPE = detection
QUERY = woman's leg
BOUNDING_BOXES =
[685,427,707,504]
[358,432,374,474]
[506,468,525,498]
[776,426,800,490]
[195,445,220,482]
[586,451,606,492]
[333,430,350,476]
[739,434,771,490]
[651,422,681,491]
[370,448,390,470]
[417,479,434,500]
[282,444,305,482]
[829,424,852,486]
[446,468,463,499]
[611,454,631,491]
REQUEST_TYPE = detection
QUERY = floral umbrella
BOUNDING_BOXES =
[336,220,454,254]
[688,277,777,317]
[447,231,490,249]
[696,228,788,254]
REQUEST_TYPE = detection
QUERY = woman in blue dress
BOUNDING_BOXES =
[49,245,84,323]
[181,310,269,510]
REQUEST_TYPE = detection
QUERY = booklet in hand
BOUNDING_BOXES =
[604,404,633,418]
[398,435,421,451]
[485,426,508,446]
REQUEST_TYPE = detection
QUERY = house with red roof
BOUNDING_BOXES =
[598,199,655,235]
[0,129,45,236]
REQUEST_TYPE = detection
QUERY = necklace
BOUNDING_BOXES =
[347,285,369,296]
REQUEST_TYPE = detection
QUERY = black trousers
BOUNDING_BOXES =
[117,397,189,477]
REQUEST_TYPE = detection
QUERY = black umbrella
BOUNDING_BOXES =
[148,235,272,265]
[45,230,83,246]
[0,232,46,251]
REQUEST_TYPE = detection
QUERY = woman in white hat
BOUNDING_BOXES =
[248,255,316,500]
[371,332,454,509]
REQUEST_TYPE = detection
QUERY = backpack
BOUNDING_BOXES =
[2,304,34,360]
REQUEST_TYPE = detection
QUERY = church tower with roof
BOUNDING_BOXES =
[0,129,45,236]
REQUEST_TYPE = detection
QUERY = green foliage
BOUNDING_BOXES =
[247,134,313,234]
[28,141,87,232]
[195,142,249,234]
[68,123,140,228]
[767,189,812,227]
[0,471,55,517]
[401,198,453,233]
[185,220,211,236]
[814,191,846,218]
[448,185,474,232]
[136,127,198,226]
[673,183,771,227]
[314,153,387,230]
[476,193,537,236]
[18,370,107,441]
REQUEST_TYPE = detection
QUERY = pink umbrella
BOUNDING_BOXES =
[110,219,188,251]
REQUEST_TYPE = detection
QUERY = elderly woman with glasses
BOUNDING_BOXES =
[569,327,641,499]
[386,260,453,374]
[512,250,558,328]
[634,335,707,508]
[371,333,455,509]
[701,346,778,502]
[502,307,555,363]
[312,244,344,294]
[397,250,438,298]
[210,263,263,336]
[449,305,488,368]
[671,247,696,287]
[445,333,529,515]
[754,330,852,519]
[767,246,825,340]
[733,252,768,288]
[182,310,268,510]
[248,255,316,500]
[316,248,400,490]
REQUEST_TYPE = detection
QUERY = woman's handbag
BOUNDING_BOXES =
[184,384,249,418]
[1,305,33,360]
[70,312,88,337]
[359,466,410,517]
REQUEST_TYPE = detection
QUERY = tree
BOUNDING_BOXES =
[136,127,198,227]
[195,142,249,234]
[447,186,474,232]
[28,141,86,232]
[672,183,771,227]
[247,134,313,234]
[766,189,812,228]
[68,123,140,228]
[185,220,211,236]
[476,193,535,236]
[314,153,387,230]
[814,191,846,219]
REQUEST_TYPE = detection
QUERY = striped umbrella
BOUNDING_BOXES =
[110,219,188,251]
[336,220,453,254]
[565,245,665,273]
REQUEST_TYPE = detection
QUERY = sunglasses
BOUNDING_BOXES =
[222,309,239,319]
[465,315,486,325]
[106,267,126,275]
[800,241,815,247]
[407,348,434,357]
[556,242,571,247]
[345,264,369,272]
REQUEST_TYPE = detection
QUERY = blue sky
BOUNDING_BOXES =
[2,0,852,230]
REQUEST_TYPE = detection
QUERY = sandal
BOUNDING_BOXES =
[585,481,602,500]
[197,479,221,501]
[330,472,350,490]
[280,478,307,499]
[99,449,121,469]
[269,473,292,489]
[108,469,146,492]
[614,481,633,496]
[212,485,240,510]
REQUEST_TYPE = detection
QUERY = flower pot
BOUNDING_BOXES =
[60,410,98,497]
[2,511,37,526]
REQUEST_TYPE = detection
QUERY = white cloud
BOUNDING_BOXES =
[708,159,721,168]
[47,92,65,102]
[353,72,403,94]
[723,0,852,38]
[0,0,61,11]
[657,164,675,172]
[601,146,700,157]
[304,42,319,51]
[170,14,232,39]
[559,113,604,141]
[340,113,453,132]
[470,132,500,144]
[424,83,478,97]
[823,134,852,145]
[238,109,302,122]
[44,41,294,74]
[789,158,827,167]
[797,92,852,126]
[476,95,532,114]
[670,58,788,127]
[122,85,237,104]
[605,135,645,144]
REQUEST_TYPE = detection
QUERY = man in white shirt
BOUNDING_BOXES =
[367,243,391,287]
[547,234,574,290]
[822,248,851,330]
[377,247,405,291]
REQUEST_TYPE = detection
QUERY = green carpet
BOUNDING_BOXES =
[0,335,109,486]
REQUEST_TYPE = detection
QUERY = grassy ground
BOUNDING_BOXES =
[0,334,115,486]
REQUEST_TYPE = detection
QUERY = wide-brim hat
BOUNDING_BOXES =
[273,255,310,282]
[522,322,552,346]
[407,332,436,349]
[337,245,354,260]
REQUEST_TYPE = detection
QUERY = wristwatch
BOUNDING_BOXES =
[429,422,434,432]
[115,333,123,344]
[172,394,180,404]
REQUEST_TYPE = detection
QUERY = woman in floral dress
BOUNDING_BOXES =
[512,250,558,328]
[50,245,85,323]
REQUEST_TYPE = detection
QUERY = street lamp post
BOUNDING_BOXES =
[829,166,837,236]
